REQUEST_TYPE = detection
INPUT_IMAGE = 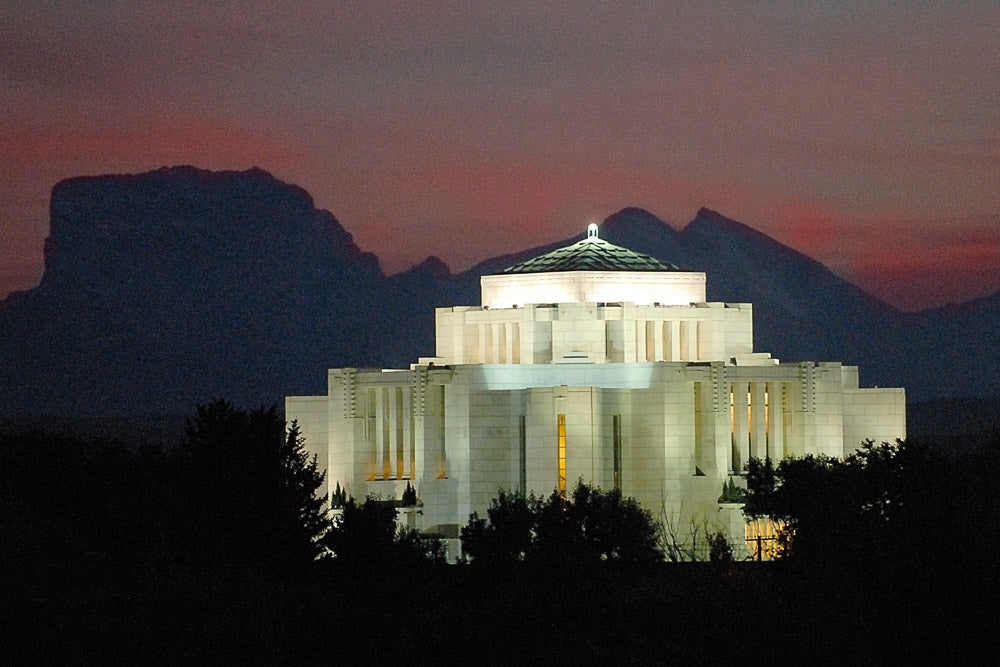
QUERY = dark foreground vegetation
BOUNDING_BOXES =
[2,402,999,662]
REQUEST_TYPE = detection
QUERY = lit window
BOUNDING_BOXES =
[745,519,784,560]
[557,414,566,496]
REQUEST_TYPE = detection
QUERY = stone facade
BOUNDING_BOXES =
[287,227,905,551]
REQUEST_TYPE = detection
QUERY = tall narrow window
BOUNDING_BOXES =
[557,414,566,497]
[395,387,404,479]
[366,389,377,481]
[764,390,770,460]
[409,389,416,479]
[612,414,622,490]
[518,415,527,496]
[366,389,376,440]
[438,385,447,479]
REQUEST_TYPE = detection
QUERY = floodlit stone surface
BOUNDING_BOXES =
[287,227,906,548]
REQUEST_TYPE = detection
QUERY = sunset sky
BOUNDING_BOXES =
[2,1,998,310]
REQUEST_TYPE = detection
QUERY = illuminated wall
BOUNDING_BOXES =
[432,300,754,366]
[285,232,906,551]
[481,270,707,308]
[287,357,905,539]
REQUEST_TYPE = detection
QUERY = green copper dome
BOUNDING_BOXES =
[502,224,679,274]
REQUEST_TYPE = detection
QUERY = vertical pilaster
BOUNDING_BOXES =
[494,324,504,363]
[687,321,699,361]
[503,323,513,363]
[635,321,647,362]
[767,381,784,460]
[389,387,399,479]
[712,364,730,475]
[401,387,412,479]
[478,324,488,363]
[375,388,386,479]
[750,382,766,459]
[413,371,426,484]
[733,381,750,472]
[511,322,521,364]
[670,321,681,361]
[692,320,701,360]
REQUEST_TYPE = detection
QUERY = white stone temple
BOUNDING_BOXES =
[287,224,906,552]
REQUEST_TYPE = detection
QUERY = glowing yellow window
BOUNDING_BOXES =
[557,414,566,496]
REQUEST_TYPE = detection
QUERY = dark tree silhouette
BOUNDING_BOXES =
[744,437,1000,573]
[741,436,1000,658]
[462,490,537,564]
[178,400,329,574]
[324,495,444,567]
[462,481,662,567]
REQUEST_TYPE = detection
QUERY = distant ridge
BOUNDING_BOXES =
[1,167,997,417]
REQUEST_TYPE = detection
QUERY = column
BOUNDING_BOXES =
[750,382,766,459]
[733,381,750,472]
[687,321,699,361]
[478,324,488,363]
[399,387,416,479]
[767,381,784,460]
[653,320,664,361]
[635,321,647,362]
[494,323,504,363]
[669,321,681,361]
[388,387,399,479]
[504,323,515,364]
[375,388,386,479]
[413,386,426,484]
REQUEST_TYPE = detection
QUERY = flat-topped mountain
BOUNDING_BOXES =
[1,167,389,415]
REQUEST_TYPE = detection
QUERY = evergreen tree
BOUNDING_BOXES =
[332,481,347,508]
[178,400,329,575]
[401,480,417,507]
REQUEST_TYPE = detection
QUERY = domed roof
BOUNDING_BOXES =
[502,224,679,274]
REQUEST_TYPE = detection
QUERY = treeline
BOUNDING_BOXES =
[1,401,334,661]
[743,434,1000,658]
[3,403,999,661]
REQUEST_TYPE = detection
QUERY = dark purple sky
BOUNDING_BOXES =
[2,2,998,310]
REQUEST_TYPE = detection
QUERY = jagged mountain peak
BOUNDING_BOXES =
[404,255,452,279]
[605,206,665,223]
[683,206,824,269]
[602,207,677,236]
[687,206,769,238]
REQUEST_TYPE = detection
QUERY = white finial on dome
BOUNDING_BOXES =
[587,222,599,239]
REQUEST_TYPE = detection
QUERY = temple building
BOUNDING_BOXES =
[286,224,906,552]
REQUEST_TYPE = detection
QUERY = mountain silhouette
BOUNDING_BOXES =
[1,167,996,417]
